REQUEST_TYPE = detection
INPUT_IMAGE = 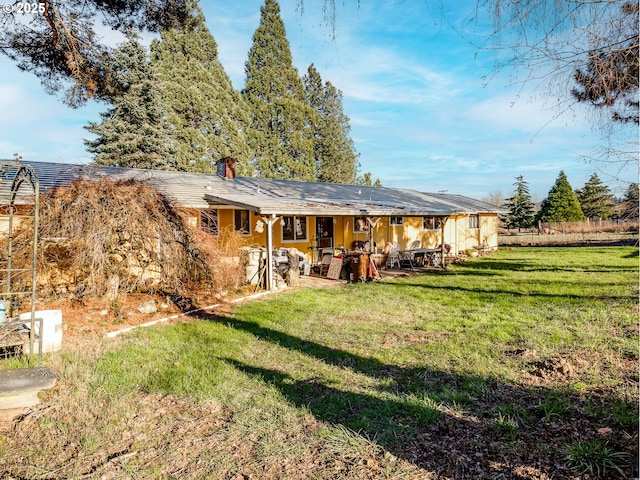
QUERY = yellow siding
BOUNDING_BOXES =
[482,215,500,249]
[450,214,500,253]
[189,209,501,261]
[365,217,445,252]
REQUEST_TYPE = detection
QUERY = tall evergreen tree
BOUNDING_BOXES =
[151,4,252,175]
[356,172,383,187]
[619,182,639,220]
[502,175,535,230]
[84,34,175,169]
[536,171,585,223]
[303,64,359,184]
[575,173,615,220]
[243,0,316,181]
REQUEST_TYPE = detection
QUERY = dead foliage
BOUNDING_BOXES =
[33,178,214,302]
[188,223,245,294]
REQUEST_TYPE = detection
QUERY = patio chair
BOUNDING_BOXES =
[399,240,422,270]
[386,242,400,269]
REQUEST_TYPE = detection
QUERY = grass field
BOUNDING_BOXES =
[2,246,638,479]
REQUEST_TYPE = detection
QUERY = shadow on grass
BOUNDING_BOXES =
[191,311,638,479]
[450,260,535,271]
[457,259,637,273]
[382,280,637,302]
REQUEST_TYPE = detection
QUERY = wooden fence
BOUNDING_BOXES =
[499,219,638,246]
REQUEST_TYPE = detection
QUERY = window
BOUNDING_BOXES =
[423,216,442,230]
[234,210,251,235]
[200,209,219,235]
[469,214,479,229]
[353,216,369,232]
[389,216,404,226]
[282,216,307,241]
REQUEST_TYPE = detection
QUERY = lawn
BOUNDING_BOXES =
[2,246,638,479]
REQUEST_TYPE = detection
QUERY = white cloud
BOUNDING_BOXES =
[465,92,565,133]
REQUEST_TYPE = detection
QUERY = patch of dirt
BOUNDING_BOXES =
[37,290,227,344]
[529,356,579,380]
[44,276,342,344]
[506,348,639,396]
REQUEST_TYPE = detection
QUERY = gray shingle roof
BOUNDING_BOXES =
[0,160,506,215]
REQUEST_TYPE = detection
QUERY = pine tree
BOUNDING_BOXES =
[84,34,175,169]
[502,175,535,230]
[536,171,585,223]
[243,0,316,181]
[356,172,383,187]
[303,64,359,184]
[619,183,639,220]
[151,4,253,175]
[575,173,615,220]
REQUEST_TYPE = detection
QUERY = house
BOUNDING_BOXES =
[2,159,505,286]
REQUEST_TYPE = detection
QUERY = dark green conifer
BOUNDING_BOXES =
[151,4,252,175]
[536,171,585,222]
[502,175,535,230]
[355,172,383,187]
[304,64,359,184]
[243,0,316,181]
[84,34,175,169]
[619,183,639,220]
[575,173,615,220]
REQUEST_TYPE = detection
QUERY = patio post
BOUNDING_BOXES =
[263,214,279,290]
[440,217,448,269]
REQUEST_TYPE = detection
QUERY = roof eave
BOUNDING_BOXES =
[204,194,261,212]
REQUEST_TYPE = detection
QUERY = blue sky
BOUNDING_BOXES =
[0,0,637,200]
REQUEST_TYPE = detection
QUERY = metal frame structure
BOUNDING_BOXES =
[0,161,41,363]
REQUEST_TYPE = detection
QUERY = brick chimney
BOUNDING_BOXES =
[216,157,236,179]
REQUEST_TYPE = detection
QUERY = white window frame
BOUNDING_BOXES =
[281,215,308,242]
[389,216,404,226]
[200,209,219,236]
[234,209,251,235]
[469,214,480,229]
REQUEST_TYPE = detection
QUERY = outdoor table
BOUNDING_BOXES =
[399,248,442,269]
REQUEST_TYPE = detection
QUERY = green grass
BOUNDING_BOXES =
[3,246,638,479]
[566,439,631,478]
